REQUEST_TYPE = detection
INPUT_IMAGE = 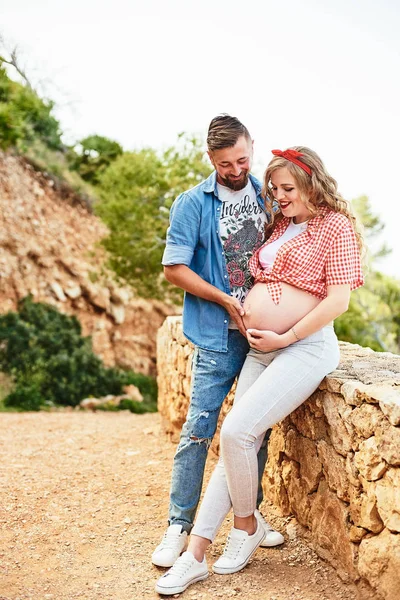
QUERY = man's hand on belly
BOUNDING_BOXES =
[222,296,247,336]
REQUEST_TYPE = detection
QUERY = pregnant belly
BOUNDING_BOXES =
[243,282,322,333]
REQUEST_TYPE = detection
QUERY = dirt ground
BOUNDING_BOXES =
[0,412,365,600]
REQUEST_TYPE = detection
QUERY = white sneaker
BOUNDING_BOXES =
[155,551,209,595]
[212,518,265,575]
[151,524,188,567]
[255,509,285,547]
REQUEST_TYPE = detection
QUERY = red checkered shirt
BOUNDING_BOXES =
[248,206,364,305]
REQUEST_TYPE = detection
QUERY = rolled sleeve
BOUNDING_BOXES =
[162,192,201,267]
[325,222,364,290]
[162,243,195,266]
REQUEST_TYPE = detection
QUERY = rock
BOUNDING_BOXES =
[309,480,358,580]
[349,525,367,543]
[350,403,386,439]
[349,482,384,534]
[110,303,125,324]
[378,389,400,426]
[263,431,291,515]
[281,459,311,526]
[110,286,131,305]
[286,522,298,540]
[64,284,82,299]
[341,381,378,406]
[284,428,322,493]
[354,437,387,481]
[343,382,400,426]
[123,385,143,403]
[358,528,400,600]
[345,452,361,489]
[49,281,67,302]
[322,392,355,455]
[376,424,400,466]
[80,398,103,411]
[375,469,400,532]
[82,283,110,311]
[32,181,45,197]
[288,395,329,440]
[37,255,55,268]
[27,243,43,259]
[317,440,350,501]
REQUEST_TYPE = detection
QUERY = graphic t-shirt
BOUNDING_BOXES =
[218,180,267,326]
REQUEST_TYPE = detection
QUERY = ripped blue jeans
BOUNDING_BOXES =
[168,329,270,533]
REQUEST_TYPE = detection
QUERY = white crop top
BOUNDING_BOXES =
[259,219,308,270]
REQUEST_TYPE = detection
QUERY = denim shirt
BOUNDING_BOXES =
[162,171,269,352]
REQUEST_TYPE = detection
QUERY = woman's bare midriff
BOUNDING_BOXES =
[242,282,322,333]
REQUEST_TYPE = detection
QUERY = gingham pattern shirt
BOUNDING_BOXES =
[248,207,364,305]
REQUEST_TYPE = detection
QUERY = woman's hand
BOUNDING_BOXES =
[246,328,288,352]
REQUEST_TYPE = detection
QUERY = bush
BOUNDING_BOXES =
[68,135,123,184]
[4,379,43,411]
[0,296,157,411]
[0,66,63,151]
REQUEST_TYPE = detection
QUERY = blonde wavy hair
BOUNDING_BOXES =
[262,146,364,255]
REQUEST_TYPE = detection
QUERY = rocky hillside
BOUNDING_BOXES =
[0,151,176,376]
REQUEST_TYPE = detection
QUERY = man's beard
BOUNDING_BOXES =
[219,171,250,191]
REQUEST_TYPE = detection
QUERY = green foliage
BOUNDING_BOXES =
[69,134,123,184]
[0,296,157,411]
[95,134,212,298]
[335,197,400,353]
[335,281,399,352]
[5,376,43,411]
[0,372,14,411]
[352,195,392,261]
[0,66,63,151]
[119,397,157,414]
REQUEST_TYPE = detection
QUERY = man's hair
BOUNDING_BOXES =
[207,114,251,152]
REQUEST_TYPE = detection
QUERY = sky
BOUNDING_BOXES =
[1,0,400,278]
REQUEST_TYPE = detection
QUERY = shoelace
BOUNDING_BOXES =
[222,534,245,559]
[159,530,183,550]
[257,512,273,532]
[166,554,194,577]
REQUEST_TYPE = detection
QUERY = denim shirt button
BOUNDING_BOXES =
[224,319,228,323]
[224,275,227,278]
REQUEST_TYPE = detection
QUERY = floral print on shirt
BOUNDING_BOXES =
[221,214,265,304]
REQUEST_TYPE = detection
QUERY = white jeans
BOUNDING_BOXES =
[191,326,340,541]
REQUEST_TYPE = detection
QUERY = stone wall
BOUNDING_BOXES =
[157,316,400,600]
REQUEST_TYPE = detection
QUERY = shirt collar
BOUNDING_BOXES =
[279,205,331,236]
[306,205,331,234]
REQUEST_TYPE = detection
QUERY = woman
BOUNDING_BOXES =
[155,147,364,595]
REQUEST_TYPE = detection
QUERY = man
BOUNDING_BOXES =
[152,115,284,568]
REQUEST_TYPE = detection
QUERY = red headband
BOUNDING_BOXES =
[271,149,312,176]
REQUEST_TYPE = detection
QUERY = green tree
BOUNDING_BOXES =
[335,196,400,353]
[0,65,63,151]
[352,195,392,261]
[95,134,212,298]
[69,134,123,184]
